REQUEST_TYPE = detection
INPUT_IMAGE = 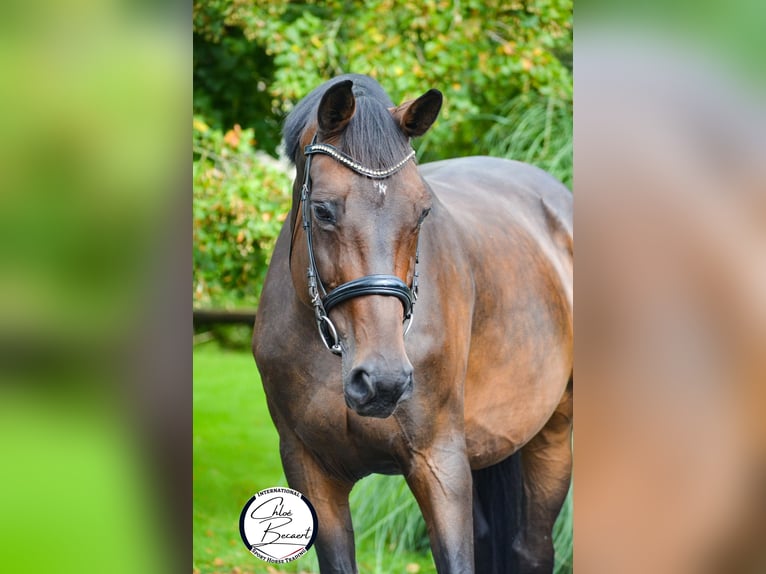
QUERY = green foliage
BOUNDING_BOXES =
[554,484,573,574]
[193,117,292,309]
[192,2,572,310]
[193,0,572,160]
[193,1,572,310]
[480,92,573,187]
[352,475,431,560]
[193,28,281,150]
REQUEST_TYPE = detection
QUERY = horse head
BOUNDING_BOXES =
[288,77,442,418]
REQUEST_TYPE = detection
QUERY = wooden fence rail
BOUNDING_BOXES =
[193,309,257,326]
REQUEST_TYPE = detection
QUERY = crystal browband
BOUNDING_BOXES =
[304,143,415,179]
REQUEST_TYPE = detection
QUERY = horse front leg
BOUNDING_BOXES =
[279,435,357,574]
[405,435,475,574]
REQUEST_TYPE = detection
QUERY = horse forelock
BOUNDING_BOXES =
[283,74,412,172]
[338,97,412,171]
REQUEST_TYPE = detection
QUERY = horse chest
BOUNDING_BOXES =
[287,394,406,476]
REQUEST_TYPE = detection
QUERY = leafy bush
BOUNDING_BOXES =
[193,117,292,309]
[193,0,572,160]
[193,1,572,311]
[193,28,281,151]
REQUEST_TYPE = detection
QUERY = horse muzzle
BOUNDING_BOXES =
[344,362,414,418]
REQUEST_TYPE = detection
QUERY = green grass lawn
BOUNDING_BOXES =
[193,343,282,573]
[193,342,571,574]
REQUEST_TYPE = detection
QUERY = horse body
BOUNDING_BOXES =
[253,75,572,573]
[419,157,572,470]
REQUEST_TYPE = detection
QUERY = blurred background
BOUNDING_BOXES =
[0,1,187,573]
[192,2,573,573]
[575,1,766,573]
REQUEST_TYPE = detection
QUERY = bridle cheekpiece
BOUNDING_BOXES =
[298,135,421,355]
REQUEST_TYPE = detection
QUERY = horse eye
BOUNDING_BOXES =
[313,203,335,224]
[418,207,431,225]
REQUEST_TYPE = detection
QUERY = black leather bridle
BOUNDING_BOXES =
[296,135,421,355]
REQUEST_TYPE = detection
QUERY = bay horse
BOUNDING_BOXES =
[253,74,572,573]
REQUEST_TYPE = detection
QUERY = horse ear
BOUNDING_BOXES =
[390,89,443,138]
[317,80,356,135]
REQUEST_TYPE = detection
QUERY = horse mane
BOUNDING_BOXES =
[283,74,412,170]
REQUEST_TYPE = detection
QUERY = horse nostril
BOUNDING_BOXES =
[347,367,375,406]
